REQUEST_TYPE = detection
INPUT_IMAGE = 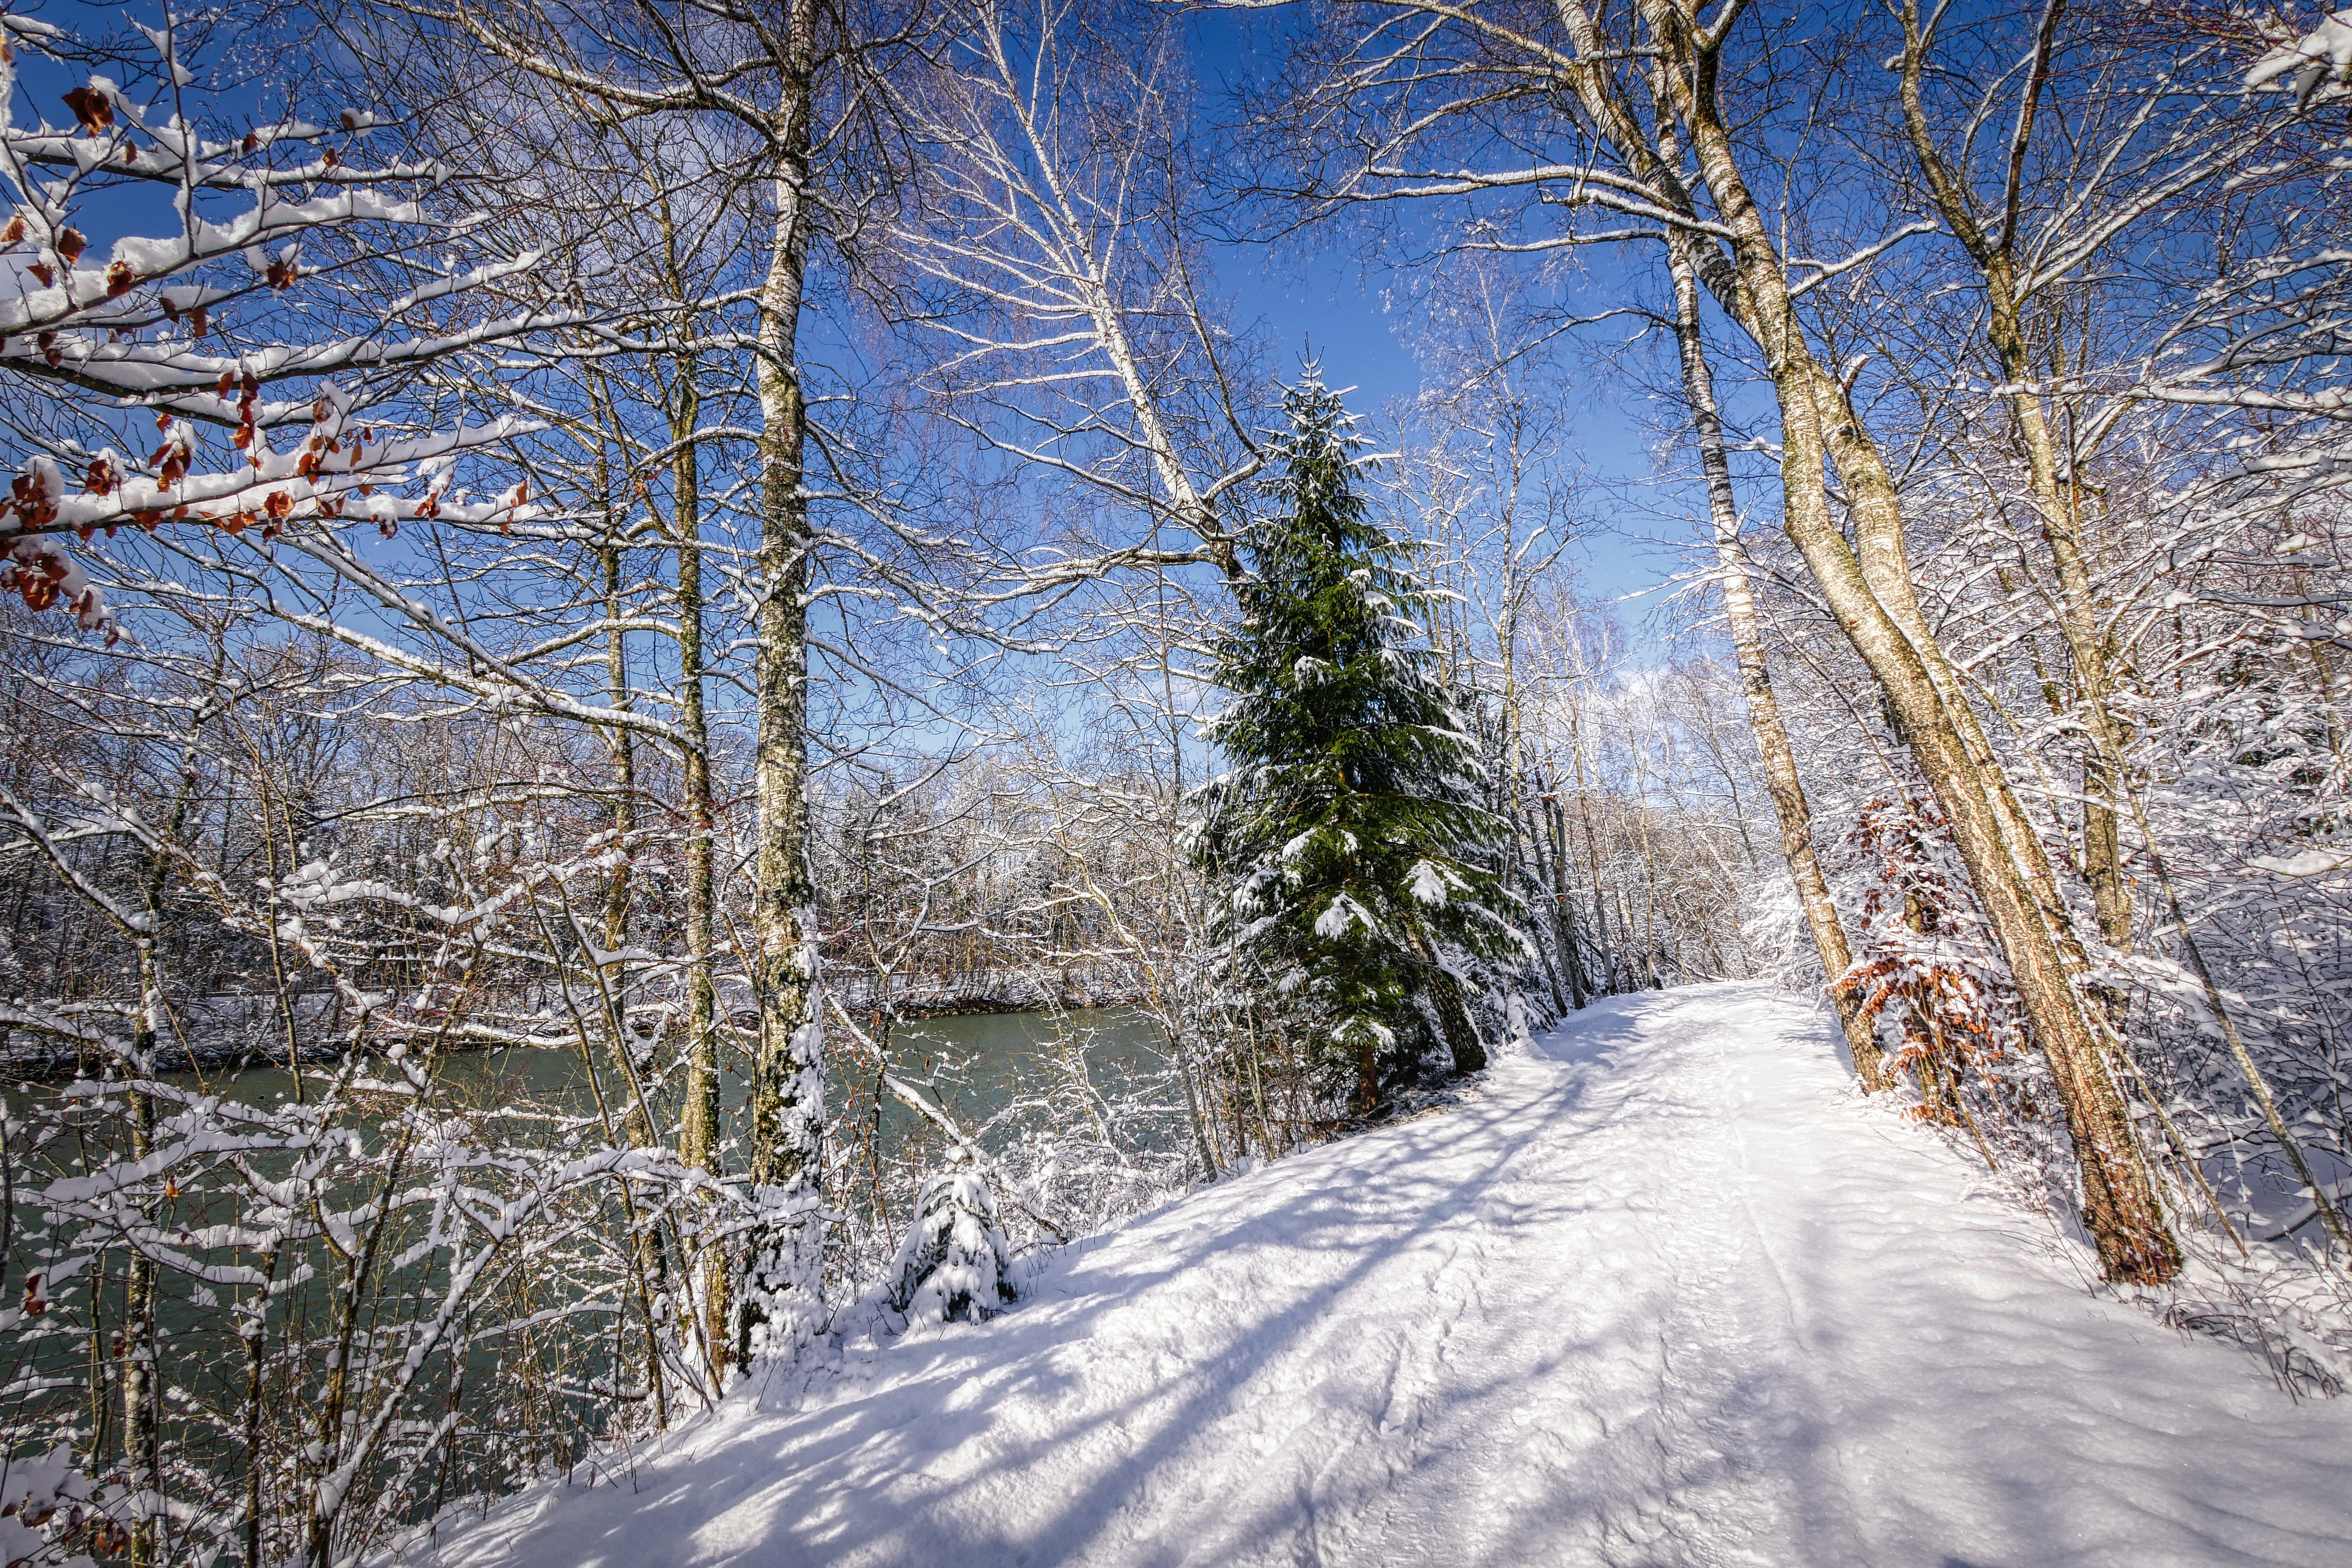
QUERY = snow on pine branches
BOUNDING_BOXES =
[1192,372,1535,1116]
[885,1152,1021,1326]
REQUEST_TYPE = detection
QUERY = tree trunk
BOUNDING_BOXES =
[596,470,637,981]
[666,339,730,1382]
[1547,800,1593,1005]
[1516,802,1571,1014]
[1352,1030,1378,1118]
[122,1072,157,1568]
[1892,0,2136,954]
[1528,794,1587,1008]
[1665,241,1886,1089]
[1431,966,1485,1074]
[589,383,674,1416]
[125,701,210,1565]
[739,5,828,1367]
[1405,920,1486,1075]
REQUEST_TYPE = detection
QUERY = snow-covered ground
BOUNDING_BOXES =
[404,985,2352,1568]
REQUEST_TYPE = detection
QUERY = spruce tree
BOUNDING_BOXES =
[886,1155,1020,1325]
[1194,374,1534,1115]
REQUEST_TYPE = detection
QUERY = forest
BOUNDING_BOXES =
[0,0,2348,1563]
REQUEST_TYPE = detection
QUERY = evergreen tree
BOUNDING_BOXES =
[1194,374,1534,1115]
[886,1154,1020,1325]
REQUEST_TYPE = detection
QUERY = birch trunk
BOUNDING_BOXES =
[1543,798,1592,1006]
[1665,242,1885,1089]
[1519,801,1572,1013]
[738,0,828,1367]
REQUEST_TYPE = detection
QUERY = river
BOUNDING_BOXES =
[93,1005,1172,1142]
[0,1005,1176,1541]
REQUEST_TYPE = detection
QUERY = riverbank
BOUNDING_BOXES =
[0,974,1148,1081]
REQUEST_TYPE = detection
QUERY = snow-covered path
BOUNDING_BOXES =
[413,985,2352,1568]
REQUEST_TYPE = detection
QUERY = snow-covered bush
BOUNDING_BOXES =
[886,1154,1020,1326]
[0,994,747,1566]
[1828,797,2030,1127]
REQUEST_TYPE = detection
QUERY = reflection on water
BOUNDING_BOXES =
[880,1008,1168,1130]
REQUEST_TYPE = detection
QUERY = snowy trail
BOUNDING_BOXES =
[411,985,2352,1568]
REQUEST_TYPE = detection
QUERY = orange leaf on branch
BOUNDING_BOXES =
[61,86,113,133]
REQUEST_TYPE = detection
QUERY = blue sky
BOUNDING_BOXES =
[1184,10,1706,630]
[1211,235,1698,628]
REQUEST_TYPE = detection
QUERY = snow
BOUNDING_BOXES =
[399,985,2352,1568]
[2249,847,2352,878]
[1312,892,1370,937]
[2248,12,2352,106]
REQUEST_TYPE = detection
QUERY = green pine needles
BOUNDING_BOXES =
[1193,374,1534,1116]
